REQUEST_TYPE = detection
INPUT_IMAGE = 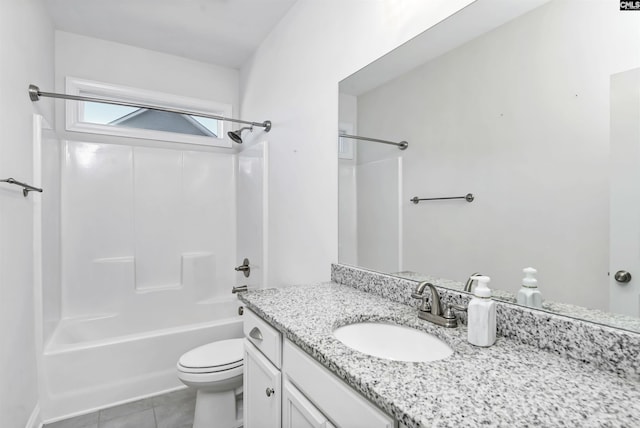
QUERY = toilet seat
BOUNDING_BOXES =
[177,338,244,376]
[177,364,243,385]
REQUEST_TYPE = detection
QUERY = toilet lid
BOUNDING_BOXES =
[179,338,243,370]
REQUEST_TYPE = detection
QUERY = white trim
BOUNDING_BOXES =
[65,77,233,148]
[338,122,354,160]
[397,156,403,272]
[262,141,269,288]
[25,404,43,428]
[31,115,45,428]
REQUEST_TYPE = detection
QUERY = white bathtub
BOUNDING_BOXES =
[41,296,244,421]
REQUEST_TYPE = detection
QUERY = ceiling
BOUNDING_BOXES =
[45,0,298,69]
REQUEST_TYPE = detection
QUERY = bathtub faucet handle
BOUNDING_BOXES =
[232,285,248,294]
[234,258,251,277]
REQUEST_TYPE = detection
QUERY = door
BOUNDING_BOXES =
[244,339,281,428]
[283,378,335,428]
[610,67,640,317]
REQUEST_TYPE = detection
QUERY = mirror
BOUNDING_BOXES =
[338,0,640,333]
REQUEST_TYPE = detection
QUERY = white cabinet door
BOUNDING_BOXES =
[283,378,335,428]
[283,340,394,428]
[244,339,281,428]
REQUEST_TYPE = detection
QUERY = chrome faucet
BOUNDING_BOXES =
[464,272,482,293]
[232,285,248,294]
[412,281,466,328]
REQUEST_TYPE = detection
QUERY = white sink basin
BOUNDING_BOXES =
[333,322,453,362]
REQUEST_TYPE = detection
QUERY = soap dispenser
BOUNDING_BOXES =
[517,267,543,309]
[467,275,496,347]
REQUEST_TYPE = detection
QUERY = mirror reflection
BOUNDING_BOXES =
[338,0,640,332]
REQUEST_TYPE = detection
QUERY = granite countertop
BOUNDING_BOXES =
[238,282,640,428]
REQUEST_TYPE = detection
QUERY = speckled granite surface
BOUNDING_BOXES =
[333,264,640,381]
[238,282,640,428]
[393,270,640,333]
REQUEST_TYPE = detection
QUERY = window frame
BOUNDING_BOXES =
[65,77,234,148]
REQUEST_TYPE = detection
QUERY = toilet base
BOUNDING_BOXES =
[193,389,235,428]
[189,375,243,428]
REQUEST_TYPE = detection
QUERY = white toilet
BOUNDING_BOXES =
[177,338,244,428]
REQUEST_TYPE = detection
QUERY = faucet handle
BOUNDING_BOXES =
[411,292,430,312]
[449,303,468,312]
[235,258,251,278]
[444,303,467,321]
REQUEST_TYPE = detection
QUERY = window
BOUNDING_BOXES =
[66,78,233,147]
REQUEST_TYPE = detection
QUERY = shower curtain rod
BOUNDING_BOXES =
[339,133,408,150]
[28,84,272,131]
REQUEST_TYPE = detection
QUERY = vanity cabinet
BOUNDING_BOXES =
[243,309,282,428]
[243,308,394,428]
[244,340,281,428]
[282,340,393,428]
[283,378,335,428]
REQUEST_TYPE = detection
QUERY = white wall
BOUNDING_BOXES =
[356,0,640,310]
[239,0,475,287]
[0,0,54,426]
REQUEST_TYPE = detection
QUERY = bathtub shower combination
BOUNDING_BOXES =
[38,136,267,421]
[43,296,242,418]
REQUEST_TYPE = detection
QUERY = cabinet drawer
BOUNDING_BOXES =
[244,309,282,368]
[283,340,393,428]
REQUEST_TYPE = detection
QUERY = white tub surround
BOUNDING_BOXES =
[238,278,640,427]
[36,138,246,422]
[25,405,42,428]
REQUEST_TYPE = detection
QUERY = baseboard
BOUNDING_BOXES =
[25,404,43,428]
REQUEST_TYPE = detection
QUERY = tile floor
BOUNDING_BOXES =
[44,388,199,428]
